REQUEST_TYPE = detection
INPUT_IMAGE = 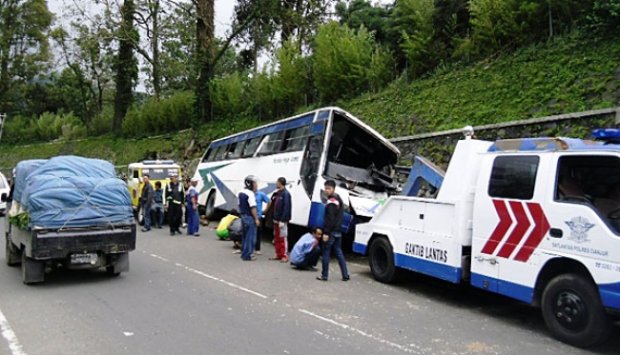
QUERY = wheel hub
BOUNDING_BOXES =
[553,290,587,331]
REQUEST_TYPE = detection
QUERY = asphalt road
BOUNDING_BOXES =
[0,219,618,355]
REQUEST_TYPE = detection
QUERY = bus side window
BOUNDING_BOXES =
[214,145,228,161]
[257,131,285,156]
[300,134,324,197]
[228,141,245,159]
[242,136,262,157]
[202,148,214,162]
[283,126,310,152]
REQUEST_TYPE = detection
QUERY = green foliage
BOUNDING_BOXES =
[210,72,248,117]
[588,0,620,32]
[121,91,195,137]
[3,113,86,144]
[312,21,388,102]
[395,0,436,77]
[9,213,30,230]
[344,33,620,136]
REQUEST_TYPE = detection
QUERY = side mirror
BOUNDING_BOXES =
[1,193,7,202]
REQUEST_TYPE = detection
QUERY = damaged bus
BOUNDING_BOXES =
[192,107,400,233]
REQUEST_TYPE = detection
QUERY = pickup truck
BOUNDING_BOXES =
[354,128,620,348]
[3,156,136,284]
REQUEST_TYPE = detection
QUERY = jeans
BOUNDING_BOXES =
[292,247,320,269]
[187,203,199,235]
[241,215,256,260]
[143,202,152,230]
[152,206,164,227]
[320,232,349,280]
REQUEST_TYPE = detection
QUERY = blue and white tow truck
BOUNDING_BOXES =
[354,127,620,347]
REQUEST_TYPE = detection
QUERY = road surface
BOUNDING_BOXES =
[0,219,618,355]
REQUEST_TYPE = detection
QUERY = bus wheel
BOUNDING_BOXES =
[541,273,611,348]
[205,192,216,219]
[368,237,398,283]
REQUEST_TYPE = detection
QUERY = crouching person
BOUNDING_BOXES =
[289,227,322,270]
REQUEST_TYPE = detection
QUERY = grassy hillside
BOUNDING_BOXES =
[1,33,618,171]
[344,33,619,137]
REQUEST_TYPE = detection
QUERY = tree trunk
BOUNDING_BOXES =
[195,0,215,122]
[113,0,138,134]
[152,0,161,99]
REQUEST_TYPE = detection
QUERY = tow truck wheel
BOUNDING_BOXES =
[5,236,21,266]
[368,237,398,283]
[21,252,45,284]
[541,273,611,348]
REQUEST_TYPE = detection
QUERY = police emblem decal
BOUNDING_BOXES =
[564,216,595,243]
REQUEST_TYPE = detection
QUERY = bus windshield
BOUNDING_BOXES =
[325,112,398,192]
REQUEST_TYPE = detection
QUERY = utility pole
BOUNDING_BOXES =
[0,113,6,143]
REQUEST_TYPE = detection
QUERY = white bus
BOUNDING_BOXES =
[193,107,400,232]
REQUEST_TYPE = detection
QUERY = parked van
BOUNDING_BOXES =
[127,160,182,222]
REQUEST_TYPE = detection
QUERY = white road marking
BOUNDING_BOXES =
[0,307,26,355]
[146,253,268,299]
[298,308,421,354]
[147,251,419,352]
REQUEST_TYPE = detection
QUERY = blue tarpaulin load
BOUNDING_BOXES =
[13,159,47,204]
[16,156,133,229]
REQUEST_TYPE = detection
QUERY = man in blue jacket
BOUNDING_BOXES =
[290,227,322,270]
[270,177,292,262]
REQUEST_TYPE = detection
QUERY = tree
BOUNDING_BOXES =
[312,21,390,102]
[113,0,139,133]
[0,0,53,115]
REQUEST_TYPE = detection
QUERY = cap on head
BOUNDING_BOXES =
[191,177,199,182]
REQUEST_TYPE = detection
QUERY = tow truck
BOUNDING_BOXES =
[354,127,620,347]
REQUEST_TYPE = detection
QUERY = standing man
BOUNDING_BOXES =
[317,179,350,281]
[141,174,154,232]
[290,227,322,270]
[152,181,164,228]
[186,177,200,237]
[270,177,291,262]
[238,175,260,261]
[254,189,270,255]
[165,173,184,236]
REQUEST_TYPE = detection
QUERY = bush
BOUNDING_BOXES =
[312,21,387,102]
[210,72,248,118]
[121,91,195,137]
[88,108,114,136]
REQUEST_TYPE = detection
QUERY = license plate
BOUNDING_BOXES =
[70,253,98,265]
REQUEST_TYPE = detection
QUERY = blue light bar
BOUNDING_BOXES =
[592,128,620,142]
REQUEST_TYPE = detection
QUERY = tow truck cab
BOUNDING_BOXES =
[354,128,620,348]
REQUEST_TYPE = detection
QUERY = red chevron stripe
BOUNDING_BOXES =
[481,199,513,255]
[513,203,550,262]
[497,201,531,258]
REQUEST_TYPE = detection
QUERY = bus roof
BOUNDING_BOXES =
[208,107,400,155]
[488,137,620,153]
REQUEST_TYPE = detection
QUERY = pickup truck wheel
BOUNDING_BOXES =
[21,252,45,284]
[368,237,398,283]
[541,273,611,347]
[5,236,21,266]
[106,266,121,277]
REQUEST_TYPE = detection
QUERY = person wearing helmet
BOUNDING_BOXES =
[238,175,260,261]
